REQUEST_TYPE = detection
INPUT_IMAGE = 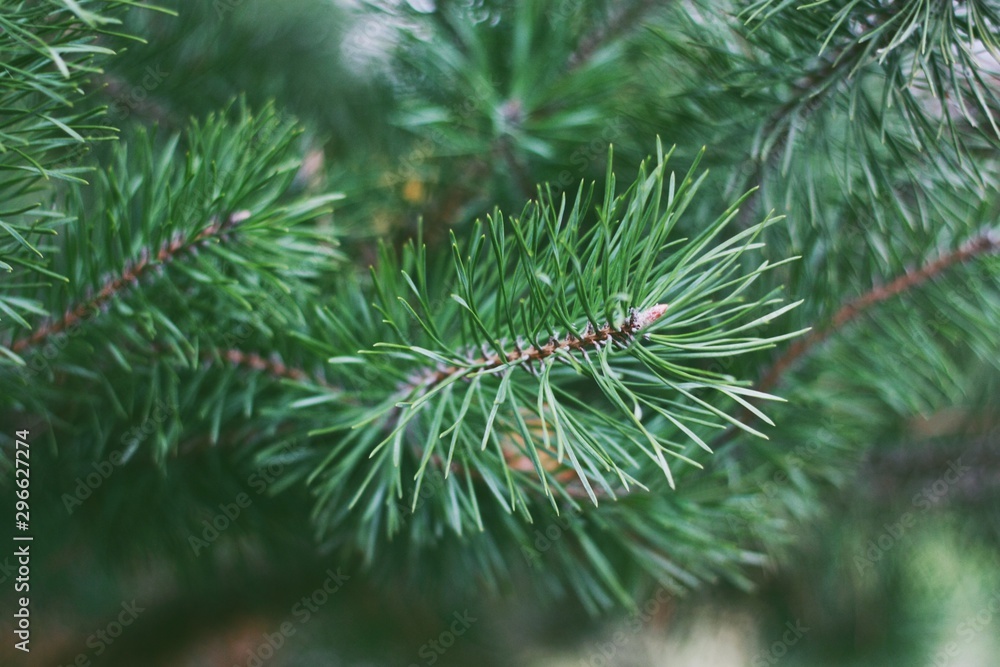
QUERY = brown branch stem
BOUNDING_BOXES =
[396,305,670,499]
[8,211,252,356]
[757,229,1000,394]
[215,348,316,386]
[403,304,669,397]
[711,228,999,450]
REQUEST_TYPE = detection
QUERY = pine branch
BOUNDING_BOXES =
[744,0,1000,156]
[402,304,669,397]
[712,1,1000,233]
[711,227,1000,450]
[731,10,901,229]
[216,347,315,386]
[0,103,342,475]
[8,211,252,356]
[757,228,1000,394]
[304,145,802,559]
[0,1,171,327]
[738,29,867,204]
[394,304,671,500]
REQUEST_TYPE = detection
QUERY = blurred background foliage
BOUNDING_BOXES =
[1,0,999,665]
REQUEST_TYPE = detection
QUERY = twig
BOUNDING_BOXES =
[734,12,890,229]
[757,229,1000,394]
[712,228,1000,449]
[208,346,346,397]
[8,211,253,356]
[395,305,669,499]
[403,304,669,397]
[214,348,329,388]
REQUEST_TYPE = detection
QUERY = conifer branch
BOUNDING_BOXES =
[712,228,1000,450]
[757,228,1000,394]
[736,12,889,227]
[215,348,317,386]
[756,15,881,148]
[402,304,669,398]
[390,304,671,499]
[202,346,340,397]
[8,211,253,356]
[322,150,800,529]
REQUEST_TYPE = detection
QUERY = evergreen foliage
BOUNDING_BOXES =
[1,0,999,664]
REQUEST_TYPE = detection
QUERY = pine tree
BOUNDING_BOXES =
[2,1,998,665]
